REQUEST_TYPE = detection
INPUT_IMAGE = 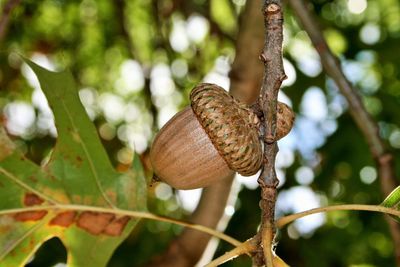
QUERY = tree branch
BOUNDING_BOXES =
[254,1,286,266]
[0,0,20,44]
[287,0,400,265]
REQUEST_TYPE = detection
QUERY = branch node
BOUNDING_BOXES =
[379,153,393,165]
[259,52,270,63]
[264,135,275,144]
[265,3,280,15]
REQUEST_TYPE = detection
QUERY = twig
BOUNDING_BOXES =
[287,0,400,264]
[255,1,286,266]
[261,224,275,266]
[0,0,21,44]
[276,204,400,228]
[206,235,290,267]
[205,239,257,267]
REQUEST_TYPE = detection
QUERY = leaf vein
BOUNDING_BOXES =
[60,100,116,208]
[0,214,52,261]
[0,167,58,205]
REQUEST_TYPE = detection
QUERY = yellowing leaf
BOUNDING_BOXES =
[0,58,147,267]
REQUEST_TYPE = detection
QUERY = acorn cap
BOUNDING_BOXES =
[276,101,295,140]
[190,83,263,176]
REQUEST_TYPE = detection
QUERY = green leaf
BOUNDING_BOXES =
[381,186,400,223]
[0,58,147,267]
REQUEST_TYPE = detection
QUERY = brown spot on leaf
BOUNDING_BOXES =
[103,216,130,236]
[28,175,38,183]
[72,195,82,203]
[0,129,15,160]
[77,212,114,235]
[49,211,77,227]
[83,196,97,205]
[75,156,83,167]
[14,211,47,221]
[24,193,44,206]
[23,238,37,254]
[44,174,57,181]
[116,163,130,172]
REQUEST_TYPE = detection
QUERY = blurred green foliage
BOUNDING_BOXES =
[1,0,400,266]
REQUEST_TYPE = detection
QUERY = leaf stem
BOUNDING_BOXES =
[0,204,242,247]
[204,239,256,267]
[276,204,400,228]
[262,222,274,267]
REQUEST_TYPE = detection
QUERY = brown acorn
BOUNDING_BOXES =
[150,83,294,190]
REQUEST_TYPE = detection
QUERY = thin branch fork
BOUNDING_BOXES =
[255,1,286,266]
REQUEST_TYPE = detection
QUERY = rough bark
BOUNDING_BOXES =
[253,1,285,266]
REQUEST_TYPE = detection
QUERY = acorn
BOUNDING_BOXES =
[150,83,294,190]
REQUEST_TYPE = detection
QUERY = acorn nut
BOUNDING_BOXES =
[150,83,294,190]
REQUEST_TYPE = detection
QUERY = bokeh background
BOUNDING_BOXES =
[1,0,400,266]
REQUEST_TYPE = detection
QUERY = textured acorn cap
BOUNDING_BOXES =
[150,83,295,189]
[190,83,262,176]
[276,101,295,140]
